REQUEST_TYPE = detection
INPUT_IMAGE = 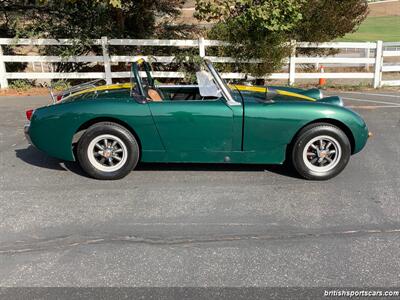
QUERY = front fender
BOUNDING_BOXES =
[336,107,369,154]
[244,102,368,161]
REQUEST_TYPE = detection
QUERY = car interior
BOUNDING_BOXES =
[154,86,222,102]
[133,60,222,102]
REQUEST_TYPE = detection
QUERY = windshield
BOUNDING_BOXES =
[204,60,237,105]
[196,70,222,98]
[131,59,239,105]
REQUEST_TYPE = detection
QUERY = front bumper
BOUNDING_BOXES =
[24,123,33,145]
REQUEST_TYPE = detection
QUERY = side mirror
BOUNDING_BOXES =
[265,89,278,101]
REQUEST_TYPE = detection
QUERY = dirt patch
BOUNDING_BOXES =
[0,88,49,97]
[369,1,400,17]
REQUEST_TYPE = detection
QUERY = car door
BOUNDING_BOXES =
[148,98,235,155]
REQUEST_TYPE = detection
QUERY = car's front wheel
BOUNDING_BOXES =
[291,123,351,180]
[77,122,139,180]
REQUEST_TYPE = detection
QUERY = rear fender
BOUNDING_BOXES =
[29,100,164,161]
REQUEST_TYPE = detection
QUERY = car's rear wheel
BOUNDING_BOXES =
[77,122,139,180]
[291,123,351,180]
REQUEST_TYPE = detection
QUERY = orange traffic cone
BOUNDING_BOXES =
[319,65,327,86]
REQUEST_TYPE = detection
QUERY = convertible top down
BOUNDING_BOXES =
[24,59,370,180]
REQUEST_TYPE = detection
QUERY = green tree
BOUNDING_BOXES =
[195,0,305,76]
[0,0,185,72]
[195,0,369,77]
[1,0,184,39]
[293,0,369,43]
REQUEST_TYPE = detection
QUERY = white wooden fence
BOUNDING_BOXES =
[0,37,399,89]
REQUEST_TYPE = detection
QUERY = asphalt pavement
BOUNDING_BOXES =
[0,90,399,287]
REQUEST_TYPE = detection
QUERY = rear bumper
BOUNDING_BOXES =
[24,123,33,145]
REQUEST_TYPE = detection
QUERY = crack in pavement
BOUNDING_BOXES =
[1,227,400,255]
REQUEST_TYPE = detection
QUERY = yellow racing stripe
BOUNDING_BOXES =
[275,89,316,102]
[231,84,267,93]
[64,82,316,102]
[232,84,316,102]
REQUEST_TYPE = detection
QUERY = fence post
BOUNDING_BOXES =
[365,47,370,71]
[288,40,296,86]
[0,45,8,89]
[373,40,383,88]
[199,37,206,58]
[101,36,112,85]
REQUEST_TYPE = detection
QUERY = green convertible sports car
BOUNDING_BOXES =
[24,59,370,180]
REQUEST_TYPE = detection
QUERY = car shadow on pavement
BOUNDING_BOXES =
[15,146,301,179]
[15,146,88,177]
[136,162,302,178]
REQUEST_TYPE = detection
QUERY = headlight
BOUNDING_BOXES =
[319,90,324,99]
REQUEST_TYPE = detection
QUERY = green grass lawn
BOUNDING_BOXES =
[338,16,400,42]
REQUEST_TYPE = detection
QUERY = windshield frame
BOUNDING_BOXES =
[204,59,240,106]
[132,58,240,106]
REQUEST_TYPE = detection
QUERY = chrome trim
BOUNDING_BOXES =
[204,59,240,106]
[338,96,344,106]
[62,79,105,96]
[156,84,199,89]
[87,134,128,172]
[49,79,106,103]
[303,135,342,173]
[48,86,56,104]
[24,123,32,145]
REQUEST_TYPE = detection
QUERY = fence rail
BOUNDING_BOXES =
[0,37,399,89]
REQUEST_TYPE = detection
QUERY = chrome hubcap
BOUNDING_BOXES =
[87,134,128,172]
[303,135,342,173]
